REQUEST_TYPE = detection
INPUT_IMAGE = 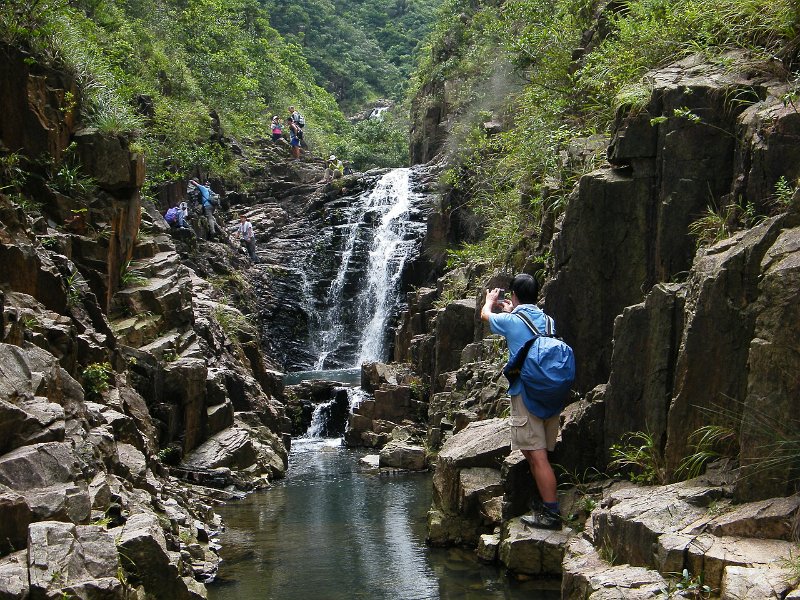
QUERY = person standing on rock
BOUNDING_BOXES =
[271,116,283,143]
[237,213,257,263]
[287,117,302,160]
[480,273,563,530]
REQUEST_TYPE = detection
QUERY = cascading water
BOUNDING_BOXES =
[307,168,427,370]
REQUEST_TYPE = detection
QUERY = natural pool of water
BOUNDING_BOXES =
[208,437,560,600]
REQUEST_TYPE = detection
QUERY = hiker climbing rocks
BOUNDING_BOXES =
[164,204,189,229]
[289,106,306,147]
[189,178,219,238]
[322,155,344,183]
[287,118,302,160]
[480,273,574,530]
[237,213,257,263]
[271,116,283,142]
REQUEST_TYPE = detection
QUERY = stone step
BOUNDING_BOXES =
[562,536,668,599]
[591,480,800,593]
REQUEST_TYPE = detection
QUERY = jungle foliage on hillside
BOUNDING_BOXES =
[411,0,800,273]
[0,0,411,192]
[267,0,440,111]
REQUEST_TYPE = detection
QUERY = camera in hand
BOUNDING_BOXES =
[498,289,505,301]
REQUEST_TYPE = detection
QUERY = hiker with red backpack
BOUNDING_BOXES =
[480,273,575,530]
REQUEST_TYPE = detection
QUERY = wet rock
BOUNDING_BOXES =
[378,441,426,470]
[476,532,500,563]
[499,518,570,576]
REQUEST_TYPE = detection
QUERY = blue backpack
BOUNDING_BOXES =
[164,206,179,225]
[502,312,575,418]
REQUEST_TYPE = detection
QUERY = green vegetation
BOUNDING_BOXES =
[0,0,408,191]
[212,302,254,344]
[82,361,113,399]
[774,176,799,208]
[410,0,798,282]
[267,0,441,111]
[609,430,667,485]
[661,569,712,599]
[675,425,738,480]
[65,270,84,307]
[119,260,147,288]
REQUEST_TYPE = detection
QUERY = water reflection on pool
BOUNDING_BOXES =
[208,438,560,600]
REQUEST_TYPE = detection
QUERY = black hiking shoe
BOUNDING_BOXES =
[521,507,562,530]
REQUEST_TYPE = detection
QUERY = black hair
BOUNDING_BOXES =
[509,273,539,304]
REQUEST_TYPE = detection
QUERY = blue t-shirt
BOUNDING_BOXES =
[488,304,551,396]
[195,184,211,206]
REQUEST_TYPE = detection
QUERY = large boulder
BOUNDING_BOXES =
[499,518,570,576]
[664,217,785,476]
[28,521,125,599]
[430,418,510,545]
[736,224,800,500]
[378,440,426,470]
[117,512,195,600]
[432,299,477,392]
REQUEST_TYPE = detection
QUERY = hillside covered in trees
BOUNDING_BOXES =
[267,0,440,111]
[0,0,424,190]
[410,0,799,276]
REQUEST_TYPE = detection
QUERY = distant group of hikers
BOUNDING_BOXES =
[271,106,305,160]
[162,104,359,263]
[163,179,258,264]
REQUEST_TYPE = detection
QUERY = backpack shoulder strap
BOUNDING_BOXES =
[515,311,542,336]
[516,311,557,337]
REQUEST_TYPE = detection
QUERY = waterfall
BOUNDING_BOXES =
[308,168,427,370]
[304,388,351,438]
[369,106,389,120]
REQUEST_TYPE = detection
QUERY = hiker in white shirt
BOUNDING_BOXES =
[237,214,257,263]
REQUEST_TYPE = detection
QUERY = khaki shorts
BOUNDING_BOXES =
[509,394,559,452]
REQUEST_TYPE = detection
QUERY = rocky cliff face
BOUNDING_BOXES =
[0,44,294,598]
[397,52,800,593]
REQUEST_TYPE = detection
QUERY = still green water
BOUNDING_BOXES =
[208,437,560,600]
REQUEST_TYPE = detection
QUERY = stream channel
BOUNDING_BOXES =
[208,169,560,598]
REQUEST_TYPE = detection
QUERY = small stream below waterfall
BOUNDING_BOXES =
[208,435,560,600]
[209,168,560,598]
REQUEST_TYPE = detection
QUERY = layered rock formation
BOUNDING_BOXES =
[0,44,297,598]
[399,53,800,595]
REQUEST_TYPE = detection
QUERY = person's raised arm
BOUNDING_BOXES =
[481,288,501,321]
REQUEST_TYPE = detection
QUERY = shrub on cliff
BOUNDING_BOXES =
[409,0,799,277]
